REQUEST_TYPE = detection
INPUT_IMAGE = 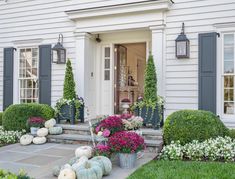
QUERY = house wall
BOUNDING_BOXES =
[0,0,235,124]
[164,0,235,121]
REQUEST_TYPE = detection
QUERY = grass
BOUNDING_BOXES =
[128,160,235,179]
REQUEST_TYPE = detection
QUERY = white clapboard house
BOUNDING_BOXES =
[1,0,235,127]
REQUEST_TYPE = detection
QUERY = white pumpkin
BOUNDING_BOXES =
[72,156,88,171]
[75,161,103,179]
[33,137,47,145]
[20,134,34,146]
[45,118,56,128]
[75,146,93,158]
[37,128,49,137]
[58,168,76,179]
[49,127,63,135]
[90,156,112,176]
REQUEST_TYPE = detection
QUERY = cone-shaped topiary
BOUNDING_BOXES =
[144,54,157,103]
[63,59,76,100]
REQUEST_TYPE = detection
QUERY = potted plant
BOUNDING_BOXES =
[121,114,143,134]
[121,98,131,114]
[55,59,84,124]
[93,115,124,137]
[27,117,45,135]
[108,131,145,169]
[132,55,164,129]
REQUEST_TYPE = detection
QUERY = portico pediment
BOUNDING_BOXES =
[65,0,172,33]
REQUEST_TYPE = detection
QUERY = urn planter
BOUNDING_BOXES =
[134,104,164,129]
[118,153,137,169]
[57,103,84,125]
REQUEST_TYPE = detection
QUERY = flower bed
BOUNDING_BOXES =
[0,126,25,146]
[160,136,235,162]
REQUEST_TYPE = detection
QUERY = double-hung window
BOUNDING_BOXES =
[223,33,235,116]
[19,48,39,103]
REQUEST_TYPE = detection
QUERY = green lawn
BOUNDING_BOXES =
[128,160,235,179]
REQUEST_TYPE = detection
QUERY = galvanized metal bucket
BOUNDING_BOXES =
[118,153,137,169]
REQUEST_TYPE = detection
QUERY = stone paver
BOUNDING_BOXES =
[0,143,157,179]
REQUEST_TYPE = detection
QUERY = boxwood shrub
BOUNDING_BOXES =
[163,110,229,145]
[2,103,55,131]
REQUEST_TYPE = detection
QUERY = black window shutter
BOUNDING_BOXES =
[198,32,217,113]
[3,48,14,110]
[39,45,52,105]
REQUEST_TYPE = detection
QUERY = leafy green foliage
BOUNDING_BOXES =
[0,169,31,179]
[163,110,229,145]
[228,129,235,139]
[0,112,3,126]
[2,103,55,131]
[144,55,157,103]
[128,160,235,179]
[63,59,76,100]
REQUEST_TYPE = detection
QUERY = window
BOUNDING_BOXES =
[104,47,111,80]
[19,48,39,103]
[223,34,235,115]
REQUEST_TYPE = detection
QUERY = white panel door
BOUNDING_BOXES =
[101,45,113,115]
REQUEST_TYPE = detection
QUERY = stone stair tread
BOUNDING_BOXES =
[48,134,163,147]
[56,124,90,131]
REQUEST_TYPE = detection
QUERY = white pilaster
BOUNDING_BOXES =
[74,32,91,99]
[150,25,165,97]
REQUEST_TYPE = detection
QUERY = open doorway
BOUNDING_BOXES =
[114,43,146,114]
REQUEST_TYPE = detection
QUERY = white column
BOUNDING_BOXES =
[74,32,91,99]
[150,25,165,97]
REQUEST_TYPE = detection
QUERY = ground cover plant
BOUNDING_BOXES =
[0,126,25,147]
[128,160,235,179]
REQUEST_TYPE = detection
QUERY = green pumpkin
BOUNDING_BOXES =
[49,127,63,135]
[90,156,112,176]
[75,161,103,179]
[52,165,61,177]
[68,157,80,165]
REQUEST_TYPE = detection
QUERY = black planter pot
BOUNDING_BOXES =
[134,104,164,130]
[57,103,84,125]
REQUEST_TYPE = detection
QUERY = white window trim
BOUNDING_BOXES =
[216,24,235,123]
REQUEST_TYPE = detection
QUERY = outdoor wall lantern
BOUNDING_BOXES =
[175,23,190,59]
[52,33,66,64]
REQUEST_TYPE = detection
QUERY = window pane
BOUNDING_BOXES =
[224,89,234,101]
[224,76,234,88]
[105,47,110,58]
[104,70,110,80]
[224,102,234,114]
[224,47,234,61]
[105,59,110,69]
[224,61,234,73]
[224,34,234,46]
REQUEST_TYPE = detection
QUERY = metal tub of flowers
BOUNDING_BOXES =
[92,114,145,169]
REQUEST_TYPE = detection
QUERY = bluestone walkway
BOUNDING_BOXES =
[0,143,157,179]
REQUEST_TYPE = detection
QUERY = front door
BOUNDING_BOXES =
[114,45,127,114]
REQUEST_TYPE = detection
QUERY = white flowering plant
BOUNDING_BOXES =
[160,136,235,162]
[0,126,25,146]
[121,114,143,130]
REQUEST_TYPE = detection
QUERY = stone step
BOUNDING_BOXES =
[47,133,163,152]
[57,124,163,138]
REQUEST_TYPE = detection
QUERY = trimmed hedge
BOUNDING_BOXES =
[0,112,3,126]
[163,110,229,145]
[229,129,235,139]
[2,103,55,131]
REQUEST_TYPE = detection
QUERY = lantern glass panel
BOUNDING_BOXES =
[53,50,58,63]
[60,50,66,63]
[177,41,187,56]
